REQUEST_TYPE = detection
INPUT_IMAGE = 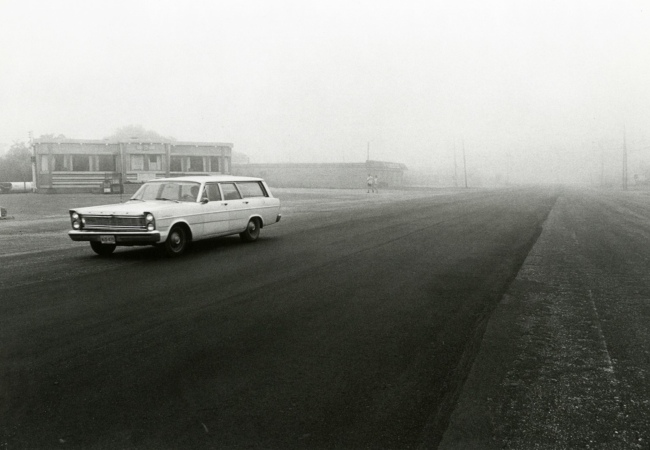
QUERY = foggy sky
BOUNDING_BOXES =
[1,0,649,184]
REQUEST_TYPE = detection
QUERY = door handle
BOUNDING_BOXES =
[243,201,249,204]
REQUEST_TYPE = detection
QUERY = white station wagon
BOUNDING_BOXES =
[69,175,281,256]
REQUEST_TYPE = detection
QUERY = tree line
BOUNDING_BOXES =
[0,142,32,182]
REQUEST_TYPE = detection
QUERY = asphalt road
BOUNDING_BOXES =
[1,187,558,449]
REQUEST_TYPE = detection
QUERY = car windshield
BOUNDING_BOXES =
[130,181,201,202]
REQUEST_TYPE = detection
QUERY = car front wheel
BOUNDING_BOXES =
[240,218,261,242]
[90,241,116,256]
[165,225,189,256]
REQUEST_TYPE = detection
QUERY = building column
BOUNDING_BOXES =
[118,143,125,185]
[165,144,171,177]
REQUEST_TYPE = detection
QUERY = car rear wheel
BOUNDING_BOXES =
[165,225,189,256]
[90,241,116,256]
[240,218,261,242]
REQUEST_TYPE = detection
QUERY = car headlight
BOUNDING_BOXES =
[70,212,81,230]
[145,212,155,231]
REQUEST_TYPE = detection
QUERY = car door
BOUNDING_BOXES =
[219,182,248,232]
[199,182,230,237]
[163,181,205,237]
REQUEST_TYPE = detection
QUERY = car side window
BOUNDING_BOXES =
[205,183,221,201]
[220,183,241,200]
[237,181,267,198]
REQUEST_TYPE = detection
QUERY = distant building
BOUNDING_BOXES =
[33,138,233,193]
[232,160,407,189]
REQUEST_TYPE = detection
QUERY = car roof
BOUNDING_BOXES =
[146,175,263,183]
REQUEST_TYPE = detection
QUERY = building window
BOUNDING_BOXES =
[189,156,204,172]
[130,154,163,171]
[148,155,162,171]
[53,154,68,171]
[98,155,116,172]
[72,155,90,171]
[170,156,183,172]
[210,156,220,172]
[40,155,49,173]
[130,155,144,171]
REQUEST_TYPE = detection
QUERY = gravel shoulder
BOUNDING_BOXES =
[440,187,650,449]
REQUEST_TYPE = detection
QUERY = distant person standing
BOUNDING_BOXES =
[367,174,374,193]
[373,175,379,193]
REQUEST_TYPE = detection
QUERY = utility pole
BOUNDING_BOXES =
[462,140,468,188]
[623,127,628,190]
[29,130,36,192]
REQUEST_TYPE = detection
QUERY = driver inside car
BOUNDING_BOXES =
[181,185,200,202]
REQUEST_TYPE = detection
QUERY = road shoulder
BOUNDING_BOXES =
[439,190,644,449]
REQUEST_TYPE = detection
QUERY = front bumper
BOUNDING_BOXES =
[68,230,161,245]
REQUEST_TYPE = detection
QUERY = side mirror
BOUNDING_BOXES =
[201,198,209,204]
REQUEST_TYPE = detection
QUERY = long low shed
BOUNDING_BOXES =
[232,160,407,189]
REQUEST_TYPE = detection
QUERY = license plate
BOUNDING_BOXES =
[100,235,116,244]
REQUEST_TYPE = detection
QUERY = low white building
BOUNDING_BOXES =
[33,138,233,193]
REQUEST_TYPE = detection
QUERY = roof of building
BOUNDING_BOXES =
[232,160,408,170]
[366,160,408,170]
[33,138,233,147]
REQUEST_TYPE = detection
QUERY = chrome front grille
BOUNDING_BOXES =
[82,215,146,231]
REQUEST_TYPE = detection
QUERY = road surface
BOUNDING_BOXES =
[2,187,649,449]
